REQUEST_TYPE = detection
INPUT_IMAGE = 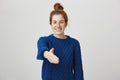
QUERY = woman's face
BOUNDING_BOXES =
[51,14,67,36]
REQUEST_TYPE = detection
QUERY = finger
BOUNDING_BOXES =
[49,55,59,64]
[51,58,59,64]
[56,58,59,64]
[53,56,59,64]
[49,48,54,53]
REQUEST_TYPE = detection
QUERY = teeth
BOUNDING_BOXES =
[55,28,61,31]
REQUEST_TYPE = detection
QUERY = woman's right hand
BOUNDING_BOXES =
[44,48,59,64]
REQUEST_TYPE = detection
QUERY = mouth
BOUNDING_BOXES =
[55,28,62,32]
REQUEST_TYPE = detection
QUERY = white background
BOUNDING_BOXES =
[0,0,120,80]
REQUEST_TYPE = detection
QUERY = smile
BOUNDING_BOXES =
[55,28,62,32]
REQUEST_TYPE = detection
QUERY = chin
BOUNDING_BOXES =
[55,33,62,35]
[54,32,63,35]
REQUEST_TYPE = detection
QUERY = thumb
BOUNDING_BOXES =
[49,48,54,53]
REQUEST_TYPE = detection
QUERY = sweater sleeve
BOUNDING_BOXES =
[73,40,84,80]
[36,37,49,60]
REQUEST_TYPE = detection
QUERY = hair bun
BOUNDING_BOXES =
[54,3,64,11]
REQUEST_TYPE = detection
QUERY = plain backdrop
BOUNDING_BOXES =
[0,0,120,80]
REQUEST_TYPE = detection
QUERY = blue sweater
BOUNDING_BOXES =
[37,34,84,80]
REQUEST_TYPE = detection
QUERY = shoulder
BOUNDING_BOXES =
[38,34,52,40]
[69,36,80,44]
[38,36,47,42]
[68,36,81,48]
[37,35,51,43]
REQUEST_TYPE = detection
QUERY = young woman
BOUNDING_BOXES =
[37,3,84,80]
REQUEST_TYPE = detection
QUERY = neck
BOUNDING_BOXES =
[53,34,67,39]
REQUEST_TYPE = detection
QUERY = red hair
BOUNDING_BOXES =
[50,3,68,25]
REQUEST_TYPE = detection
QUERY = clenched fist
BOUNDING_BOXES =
[43,48,59,64]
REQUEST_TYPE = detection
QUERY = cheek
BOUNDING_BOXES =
[62,24,67,29]
[51,25,55,30]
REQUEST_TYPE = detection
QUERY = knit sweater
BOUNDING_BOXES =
[37,34,84,80]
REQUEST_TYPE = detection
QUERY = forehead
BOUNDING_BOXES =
[52,14,65,21]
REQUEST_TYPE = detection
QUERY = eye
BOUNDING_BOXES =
[52,21,57,24]
[60,20,65,24]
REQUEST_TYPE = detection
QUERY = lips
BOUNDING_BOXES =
[55,28,62,32]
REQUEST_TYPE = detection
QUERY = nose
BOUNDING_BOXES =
[56,23,60,28]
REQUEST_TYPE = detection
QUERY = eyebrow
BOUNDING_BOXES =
[52,20,65,21]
